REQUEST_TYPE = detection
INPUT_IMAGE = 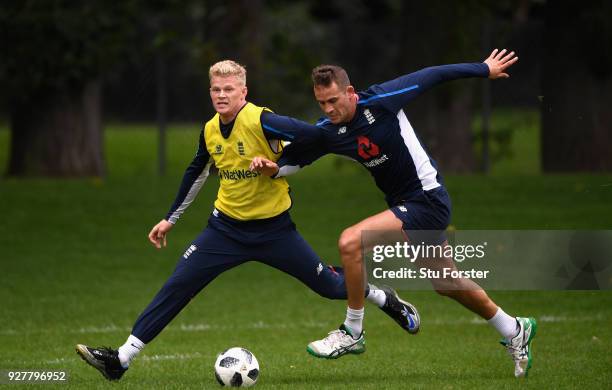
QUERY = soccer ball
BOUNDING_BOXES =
[214,347,259,387]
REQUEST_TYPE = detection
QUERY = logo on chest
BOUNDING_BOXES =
[357,136,380,160]
[364,109,375,124]
[214,145,223,155]
[237,141,245,155]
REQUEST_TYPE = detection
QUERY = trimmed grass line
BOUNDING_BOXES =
[44,353,206,365]
[2,314,606,336]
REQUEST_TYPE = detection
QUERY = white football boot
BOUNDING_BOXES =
[306,324,365,359]
[500,317,537,378]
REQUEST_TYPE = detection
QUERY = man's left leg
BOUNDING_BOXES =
[424,248,537,378]
[444,289,537,378]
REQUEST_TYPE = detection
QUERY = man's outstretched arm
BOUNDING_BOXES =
[251,139,328,178]
[260,111,322,144]
[258,111,327,177]
[364,49,518,113]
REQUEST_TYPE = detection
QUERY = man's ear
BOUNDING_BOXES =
[347,85,358,102]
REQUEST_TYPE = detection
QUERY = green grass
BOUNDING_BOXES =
[0,121,611,389]
[472,108,541,175]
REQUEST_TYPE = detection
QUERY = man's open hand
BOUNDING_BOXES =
[250,156,279,177]
[484,49,518,79]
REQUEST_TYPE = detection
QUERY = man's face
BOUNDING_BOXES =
[314,82,357,124]
[209,75,247,119]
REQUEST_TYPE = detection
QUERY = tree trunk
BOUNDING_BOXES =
[423,88,477,173]
[541,2,612,172]
[7,81,105,177]
[397,2,479,173]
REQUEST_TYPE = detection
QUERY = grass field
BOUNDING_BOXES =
[0,122,611,389]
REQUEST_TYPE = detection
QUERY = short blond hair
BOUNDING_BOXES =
[209,60,247,85]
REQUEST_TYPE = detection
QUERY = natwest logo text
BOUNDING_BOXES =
[219,169,261,181]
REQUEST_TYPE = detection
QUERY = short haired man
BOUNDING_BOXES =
[251,49,537,378]
[75,60,419,381]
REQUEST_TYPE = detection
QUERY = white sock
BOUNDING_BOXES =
[487,307,519,341]
[366,286,386,307]
[117,335,145,368]
[343,307,364,338]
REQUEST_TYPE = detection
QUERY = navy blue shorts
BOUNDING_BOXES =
[390,186,451,245]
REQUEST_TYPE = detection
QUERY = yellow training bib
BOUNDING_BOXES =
[204,102,291,220]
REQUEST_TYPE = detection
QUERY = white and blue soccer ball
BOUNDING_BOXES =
[214,347,259,387]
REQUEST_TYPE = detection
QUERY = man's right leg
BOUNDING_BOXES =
[255,220,418,360]
[76,226,246,380]
[302,210,420,358]
[335,210,406,335]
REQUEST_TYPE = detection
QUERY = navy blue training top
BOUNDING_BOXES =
[261,62,489,206]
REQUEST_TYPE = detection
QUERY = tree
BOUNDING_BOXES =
[304,0,490,172]
[396,1,485,173]
[0,1,139,176]
[541,1,612,171]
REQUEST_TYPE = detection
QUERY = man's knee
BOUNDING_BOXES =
[338,227,361,258]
